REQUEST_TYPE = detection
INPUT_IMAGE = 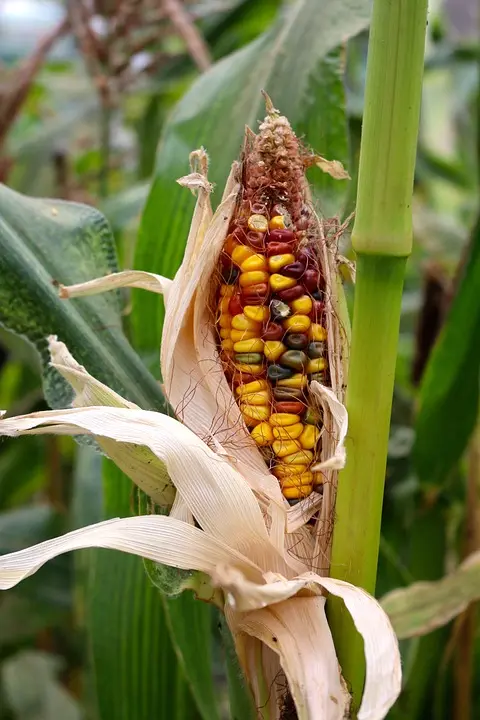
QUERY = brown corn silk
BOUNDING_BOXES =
[213,100,347,555]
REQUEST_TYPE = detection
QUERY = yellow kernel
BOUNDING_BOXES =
[219,328,231,339]
[264,341,286,362]
[268,254,295,272]
[236,379,269,396]
[233,338,264,353]
[240,390,270,406]
[219,296,231,313]
[220,284,235,297]
[277,373,308,389]
[313,472,325,486]
[230,329,257,342]
[232,245,255,266]
[280,472,314,489]
[273,464,308,479]
[241,405,270,421]
[307,358,327,374]
[244,306,269,323]
[269,215,286,230]
[218,314,232,329]
[291,295,313,315]
[269,274,296,292]
[281,450,314,465]
[309,324,327,342]
[251,422,274,447]
[299,425,321,450]
[240,271,269,287]
[221,339,234,352]
[283,485,313,499]
[240,254,268,272]
[248,214,268,232]
[234,363,264,375]
[270,413,301,427]
[272,439,302,457]
[231,314,262,331]
[272,423,304,440]
[283,315,311,332]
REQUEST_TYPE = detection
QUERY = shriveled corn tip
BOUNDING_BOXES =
[280,471,313,489]
[240,390,270,406]
[269,215,286,230]
[239,271,269,287]
[272,464,308,479]
[280,450,314,465]
[309,323,327,342]
[241,405,270,421]
[283,486,313,499]
[248,214,268,232]
[269,413,301,427]
[264,341,286,362]
[241,254,268,272]
[299,425,321,450]
[233,338,264,353]
[244,305,269,323]
[220,284,235,297]
[251,422,274,446]
[230,329,257,342]
[272,423,304,440]
[277,373,307,389]
[218,314,232,329]
[291,295,313,315]
[270,274,297,292]
[235,379,268,396]
[283,314,311,332]
[272,439,302,458]
[307,357,327,374]
[231,314,261,331]
[234,363,264,375]
[268,254,295,272]
[232,245,255,266]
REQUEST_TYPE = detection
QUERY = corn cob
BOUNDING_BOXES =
[215,103,332,505]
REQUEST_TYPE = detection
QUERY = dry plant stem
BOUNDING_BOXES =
[328,0,428,707]
[162,0,212,71]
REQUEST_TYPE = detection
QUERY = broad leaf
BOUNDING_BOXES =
[133,0,371,361]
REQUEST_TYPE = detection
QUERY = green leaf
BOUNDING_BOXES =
[133,0,370,359]
[0,183,165,411]
[381,549,480,640]
[413,219,480,484]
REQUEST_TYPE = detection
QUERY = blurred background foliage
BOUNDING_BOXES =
[0,0,479,718]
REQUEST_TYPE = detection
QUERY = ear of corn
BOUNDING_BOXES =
[214,100,337,505]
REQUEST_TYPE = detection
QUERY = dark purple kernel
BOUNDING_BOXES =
[277,285,305,302]
[268,229,295,244]
[221,266,239,284]
[285,333,309,350]
[303,269,319,292]
[281,261,306,279]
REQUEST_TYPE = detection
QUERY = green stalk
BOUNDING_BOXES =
[328,0,428,708]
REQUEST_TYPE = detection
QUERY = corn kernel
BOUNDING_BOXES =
[220,328,231,339]
[221,339,234,352]
[240,254,268,272]
[248,214,268,232]
[230,329,257,342]
[291,295,313,315]
[270,413,300,427]
[307,358,327,374]
[280,472,314,489]
[218,314,232,329]
[272,423,304,441]
[269,215,286,230]
[231,314,262,331]
[241,405,270,421]
[268,254,295,272]
[273,464,308,479]
[232,245,255,266]
[269,273,297,292]
[224,234,237,255]
[251,422,274,446]
[220,284,235,297]
[299,425,321,449]
[244,415,261,427]
[234,363,264,375]
[240,390,270,406]
[219,296,231,313]
[309,323,327,342]
[277,373,308,389]
[281,450,314,465]
[264,341,286,362]
[235,379,269,396]
[283,315,311,332]
[272,439,302,457]
[244,306,269,323]
[283,485,313,499]
[313,472,325,486]
[233,338,264,353]
[240,271,269,288]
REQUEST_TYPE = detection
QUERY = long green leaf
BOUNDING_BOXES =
[133,0,370,360]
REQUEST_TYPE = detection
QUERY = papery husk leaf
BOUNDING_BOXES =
[59,270,173,303]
